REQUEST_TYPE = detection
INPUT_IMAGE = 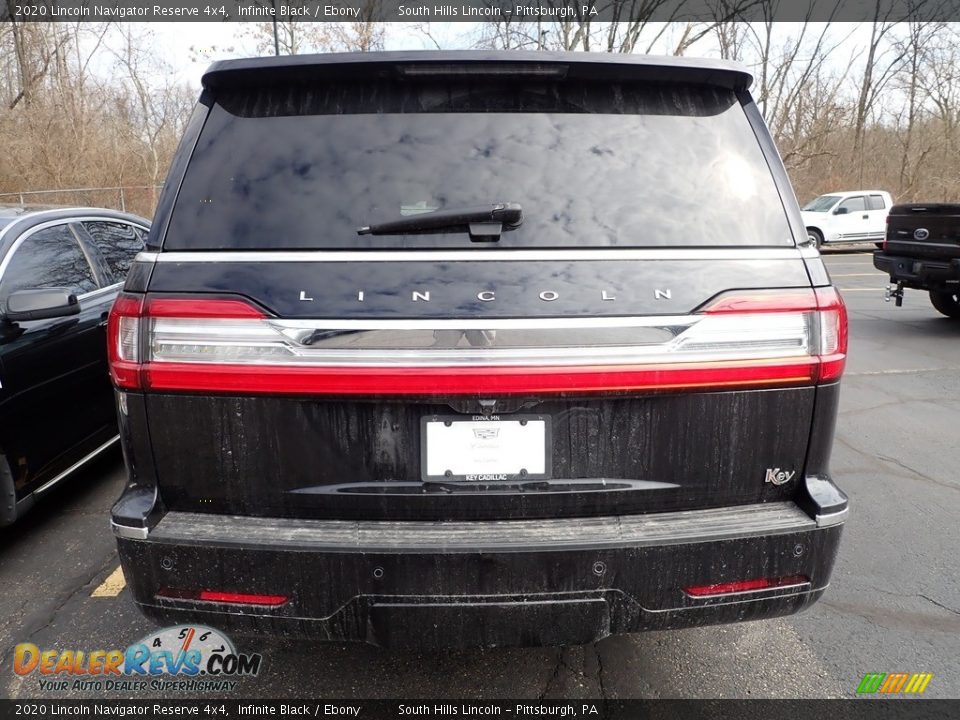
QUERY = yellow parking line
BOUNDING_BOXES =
[91,566,127,597]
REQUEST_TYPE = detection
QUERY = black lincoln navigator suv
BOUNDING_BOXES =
[110,51,849,647]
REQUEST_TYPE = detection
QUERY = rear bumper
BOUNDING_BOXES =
[873,252,960,290]
[114,498,845,648]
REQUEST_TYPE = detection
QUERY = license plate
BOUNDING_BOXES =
[420,415,551,482]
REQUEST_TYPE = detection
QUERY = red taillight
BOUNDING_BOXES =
[108,295,267,390]
[147,297,266,319]
[141,360,820,395]
[702,288,817,314]
[702,287,847,384]
[107,293,145,390]
[685,574,810,598]
[815,287,848,382]
[107,289,848,396]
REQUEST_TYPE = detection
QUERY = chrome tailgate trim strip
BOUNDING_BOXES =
[137,248,804,264]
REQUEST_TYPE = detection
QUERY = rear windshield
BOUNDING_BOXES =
[165,78,794,249]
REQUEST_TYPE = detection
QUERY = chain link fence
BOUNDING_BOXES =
[0,185,163,218]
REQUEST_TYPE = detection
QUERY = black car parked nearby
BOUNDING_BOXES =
[0,206,149,526]
[111,51,849,648]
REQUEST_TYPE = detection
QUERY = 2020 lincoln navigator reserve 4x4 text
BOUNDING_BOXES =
[110,51,849,648]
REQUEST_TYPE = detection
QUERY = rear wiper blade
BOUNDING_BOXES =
[357,202,523,242]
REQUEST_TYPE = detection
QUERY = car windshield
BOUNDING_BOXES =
[803,195,841,212]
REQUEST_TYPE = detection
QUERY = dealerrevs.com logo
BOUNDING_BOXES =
[14,625,262,693]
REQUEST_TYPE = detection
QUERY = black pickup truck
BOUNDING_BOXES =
[874,204,960,318]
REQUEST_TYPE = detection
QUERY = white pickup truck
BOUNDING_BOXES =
[801,190,893,248]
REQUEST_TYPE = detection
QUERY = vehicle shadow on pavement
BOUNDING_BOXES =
[238,637,568,698]
[0,449,123,553]
[238,619,843,700]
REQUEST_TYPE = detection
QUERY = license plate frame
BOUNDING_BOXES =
[420,414,552,482]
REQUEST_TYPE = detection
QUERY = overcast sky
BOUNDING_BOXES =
[145,22,482,86]
[108,21,885,91]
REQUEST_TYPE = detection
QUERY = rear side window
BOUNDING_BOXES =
[166,79,793,249]
[838,197,866,213]
[0,225,98,302]
[868,194,886,210]
[82,221,144,282]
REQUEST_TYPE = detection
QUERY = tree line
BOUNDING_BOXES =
[2,17,959,218]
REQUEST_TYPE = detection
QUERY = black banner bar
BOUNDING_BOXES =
[0,700,957,720]
[3,0,960,23]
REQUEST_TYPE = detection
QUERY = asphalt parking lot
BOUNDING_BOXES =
[2,248,958,700]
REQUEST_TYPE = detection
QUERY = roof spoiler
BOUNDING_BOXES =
[202,50,753,92]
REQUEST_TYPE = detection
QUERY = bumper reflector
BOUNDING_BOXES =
[158,588,289,607]
[198,590,288,606]
[684,574,810,598]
